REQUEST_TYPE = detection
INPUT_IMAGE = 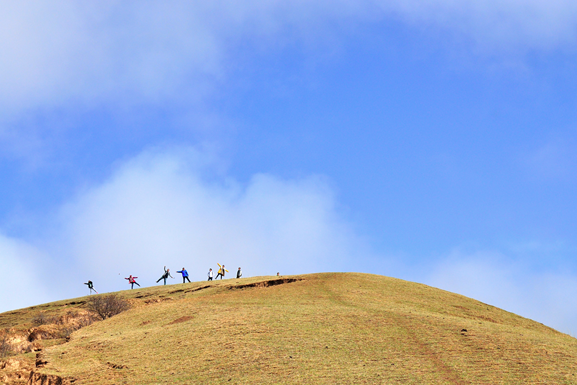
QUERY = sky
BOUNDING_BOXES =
[1,1,577,335]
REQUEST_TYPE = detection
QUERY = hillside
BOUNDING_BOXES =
[1,273,576,384]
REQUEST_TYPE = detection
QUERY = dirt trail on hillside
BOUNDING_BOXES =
[387,312,468,385]
[317,277,468,384]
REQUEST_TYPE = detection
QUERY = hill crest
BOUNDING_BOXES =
[1,273,576,384]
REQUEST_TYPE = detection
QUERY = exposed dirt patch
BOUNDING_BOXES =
[166,316,194,326]
[3,329,38,354]
[230,278,303,290]
[184,285,212,294]
[22,310,96,350]
[171,279,302,296]
[134,293,153,299]
[28,326,59,343]
[140,321,151,326]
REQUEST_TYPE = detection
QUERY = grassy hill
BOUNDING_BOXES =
[1,273,577,384]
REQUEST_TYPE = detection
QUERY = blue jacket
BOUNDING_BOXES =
[177,269,188,277]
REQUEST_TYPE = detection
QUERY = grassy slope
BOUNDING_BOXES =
[3,273,577,384]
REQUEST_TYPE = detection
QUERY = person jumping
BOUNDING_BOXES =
[125,275,140,289]
[156,266,174,285]
[84,280,98,294]
[208,268,213,281]
[177,268,191,283]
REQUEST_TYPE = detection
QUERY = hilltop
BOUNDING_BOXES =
[1,273,576,384]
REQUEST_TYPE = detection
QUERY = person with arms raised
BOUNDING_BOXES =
[125,275,140,289]
[156,266,174,285]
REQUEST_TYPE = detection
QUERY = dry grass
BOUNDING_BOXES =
[2,273,577,384]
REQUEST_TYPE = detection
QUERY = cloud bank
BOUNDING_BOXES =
[1,1,576,115]
[2,1,576,159]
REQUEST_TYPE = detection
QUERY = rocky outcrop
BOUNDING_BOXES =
[0,358,34,384]
[1,369,30,384]
[1,358,25,370]
[2,310,96,356]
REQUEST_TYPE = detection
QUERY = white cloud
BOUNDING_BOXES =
[0,1,362,116]
[0,234,53,312]
[51,146,368,292]
[425,249,577,335]
[0,2,219,113]
[1,1,576,159]
[1,1,576,116]
[0,1,365,159]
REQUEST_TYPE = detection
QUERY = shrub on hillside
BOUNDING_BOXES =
[86,294,131,320]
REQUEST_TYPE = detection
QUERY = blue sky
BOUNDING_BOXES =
[1,1,577,334]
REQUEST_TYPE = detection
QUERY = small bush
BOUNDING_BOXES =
[86,294,131,320]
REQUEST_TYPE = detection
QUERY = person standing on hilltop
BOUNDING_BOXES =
[237,267,242,279]
[156,266,174,285]
[125,275,140,289]
[208,268,213,281]
[177,268,191,283]
[84,280,98,294]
